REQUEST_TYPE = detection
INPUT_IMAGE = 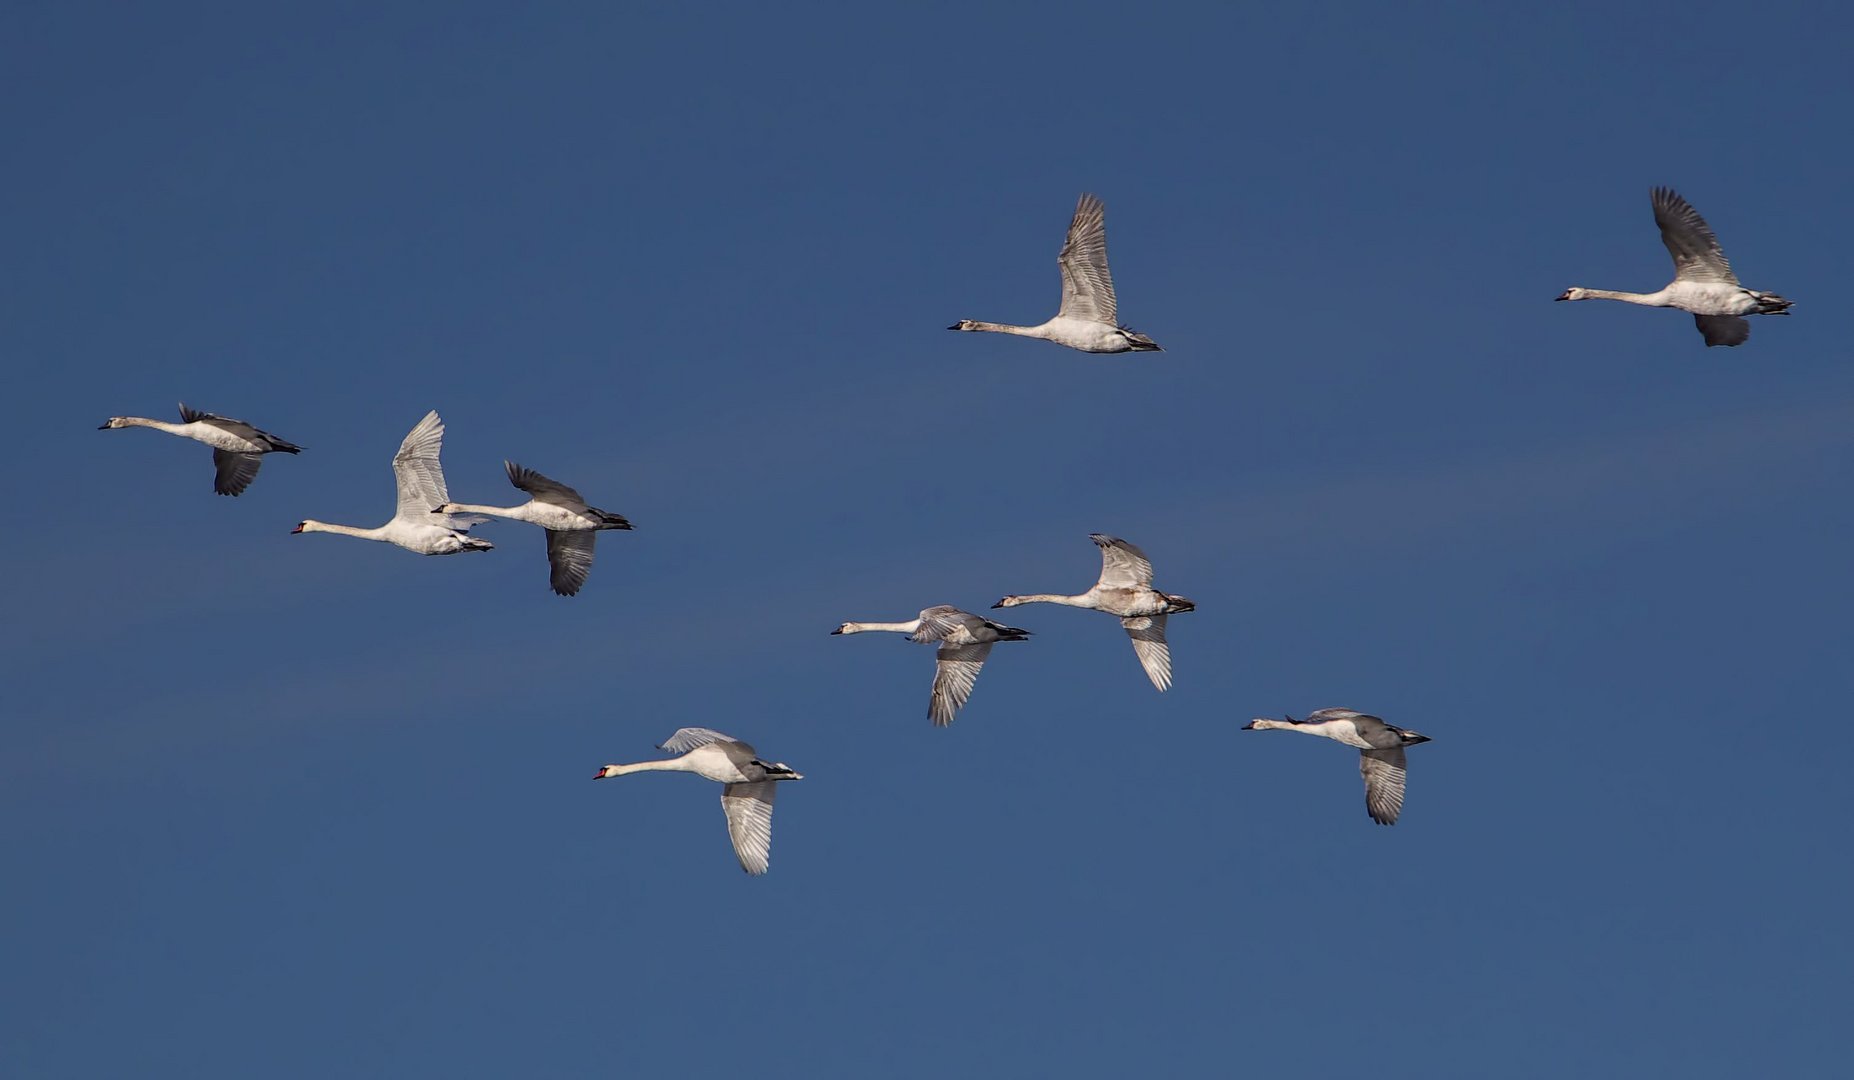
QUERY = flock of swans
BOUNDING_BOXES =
[101,185,1792,874]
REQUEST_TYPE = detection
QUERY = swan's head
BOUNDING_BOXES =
[431,503,454,515]
[98,417,128,430]
[830,622,855,635]
[291,520,313,535]
[947,320,980,332]
[992,595,1025,609]
[1555,288,1590,302]
[592,764,620,779]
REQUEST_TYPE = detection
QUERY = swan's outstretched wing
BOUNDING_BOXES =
[930,642,993,726]
[1091,533,1154,589]
[544,530,597,596]
[1305,707,1374,725]
[1056,193,1118,325]
[211,450,263,496]
[1360,746,1408,825]
[659,727,743,755]
[1652,187,1738,285]
[1694,314,1750,347]
[720,781,777,875]
[506,461,589,510]
[912,605,981,644]
[180,403,258,439]
[1121,614,1172,692]
[392,411,452,522]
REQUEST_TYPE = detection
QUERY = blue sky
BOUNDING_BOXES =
[6,2,1852,1076]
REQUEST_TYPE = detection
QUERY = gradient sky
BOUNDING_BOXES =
[7,3,1853,1077]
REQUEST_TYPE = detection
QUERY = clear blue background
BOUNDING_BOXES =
[6,2,1851,1076]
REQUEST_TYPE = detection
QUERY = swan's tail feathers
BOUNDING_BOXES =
[266,436,305,454]
[593,508,634,530]
[1119,326,1164,352]
[1749,291,1793,315]
[995,625,1033,641]
[754,760,803,781]
[459,535,496,552]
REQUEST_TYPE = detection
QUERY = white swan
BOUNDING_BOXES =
[831,605,1031,726]
[994,534,1194,691]
[290,410,493,556]
[433,461,631,596]
[1243,709,1432,825]
[948,193,1163,353]
[1556,187,1792,347]
[594,727,803,875]
[99,403,302,496]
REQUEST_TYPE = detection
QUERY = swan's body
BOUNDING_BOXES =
[994,534,1194,691]
[1557,187,1791,347]
[1243,708,1432,825]
[594,727,803,875]
[832,605,1031,726]
[290,410,493,556]
[948,193,1162,354]
[434,461,631,595]
[99,403,302,496]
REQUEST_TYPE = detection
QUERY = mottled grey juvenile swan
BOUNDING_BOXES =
[99,403,302,496]
[832,605,1031,726]
[1243,708,1432,825]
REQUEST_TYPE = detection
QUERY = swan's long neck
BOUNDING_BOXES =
[1248,718,1361,747]
[116,417,190,435]
[838,620,923,634]
[1247,718,1310,734]
[605,758,694,777]
[1005,593,1095,608]
[1578,288,1670,307]
[298,520,390,541]
[964,320,1049,339]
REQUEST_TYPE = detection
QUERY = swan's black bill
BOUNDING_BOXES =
[946,323,962,330]
[829,627,843,634]
[97,422,111,429]
[290,524,305,534]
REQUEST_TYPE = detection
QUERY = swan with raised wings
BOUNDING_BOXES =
[290,410,493,555]
[947,193,1163,353]
[1556,187,1792,346]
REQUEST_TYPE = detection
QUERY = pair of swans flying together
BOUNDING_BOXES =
[1557,187,1792,347]
[99,403,302,496]
[836,535,1194,728]
[291,410,630,593]
[948,192,1163,354]
[595,728,802,876]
